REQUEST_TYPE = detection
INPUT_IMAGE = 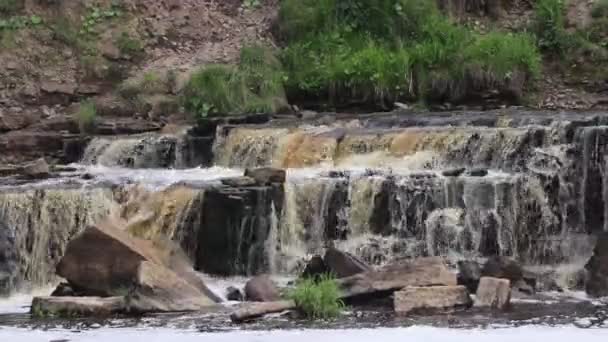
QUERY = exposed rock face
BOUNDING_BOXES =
[585,233,608,297]
[481,257,524,284]
[339,257,458,298]
[128,261,217,313]
[245,275,281,302]
[56,221,166,296]
[31,296,126,318]
[22,158,50,179]
[56,220,218,312]
[301,255,329,279]
[457,260,482,293]
[324,247,371,278]
[244,167,287,185]
[394,286,472,314]
[474,277,511,309]
[226,286,244,302]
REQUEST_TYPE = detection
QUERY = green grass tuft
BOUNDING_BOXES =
[288,274,344,320]
[75,100,97,133]
[0,0,22,15]
[592,0,608,19]
[182,45,287,118]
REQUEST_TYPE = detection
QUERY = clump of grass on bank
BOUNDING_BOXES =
[182,45,287,118]
[75,100,97,133]
[288,274,344,320]
[279,0,540,107]
[0,0,22,15]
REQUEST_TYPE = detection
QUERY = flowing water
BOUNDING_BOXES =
[2,110,608,338]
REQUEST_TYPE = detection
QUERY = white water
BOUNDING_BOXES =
[1,325,608,342]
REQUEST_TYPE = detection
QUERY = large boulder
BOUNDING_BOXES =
[339,257,458,298]
[56,220,166,296]
[127,261,217,313]
[324,248,371,278]
[394,286,472,314]
[245,275,281,302]
[585,233,608,297]
[481,256,535,291]
[474,277,511,310]
[55,220,219,312]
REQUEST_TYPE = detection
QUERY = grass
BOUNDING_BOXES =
[277,0,540,107]
[75,100,97,133]
[182,45,287,118]
[288,274,344,320]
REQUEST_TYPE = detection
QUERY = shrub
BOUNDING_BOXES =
[592,0,608,19]
[75,101,97,133]
[533,0,569,53]
[0,0,22,15]
[182,45,287,118]
[288,274,344,320]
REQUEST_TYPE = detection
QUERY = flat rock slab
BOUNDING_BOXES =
[394,286,472,314]
[339,257,457,298]
[475,277,511,309]
[31,296,126,318]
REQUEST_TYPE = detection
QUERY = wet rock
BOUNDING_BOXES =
[128,261,217,313]
[23,158,50,179]
[221,176,257,187]
[0,222,17,296]
[457,260,482,293]
[339,257,458,298]
[394,286,472,314]
[51,283,77,297]
[0,165,22,177]
[324,247,371,278]
[442,168,466,177]
[226,286,244,302]
[245,275,280,302]
[244,168,286,185]
[466,168,488,177]
[585,233,608,297]
[31,296,126,318]
[474,277,511,309]
[481,257,523,283]
[301,255,329,279]
[56,220,219,309]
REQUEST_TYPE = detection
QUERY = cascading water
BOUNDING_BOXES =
[3,110,608,295]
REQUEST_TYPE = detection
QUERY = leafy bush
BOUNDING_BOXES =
[592,0,608,19]
[0,0,22,15]
[75,101,97,133]
[288,275,344,320]
[533,0,569,53]
[182,45,287,118]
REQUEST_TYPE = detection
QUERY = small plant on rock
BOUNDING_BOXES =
[75,100,97,133]
[288,274,344,320]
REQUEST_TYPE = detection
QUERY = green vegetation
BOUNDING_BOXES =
[115,32,143,57]
[0,15,42,30]
[279,0,539,107]
[0,0,22,15]
[243,0,261,9]
[182,45,287,118]
[288,274,344,320]
[532,0,570,53]
[75,100,97,133]
[80,4,122,36]
[592,0,608,19]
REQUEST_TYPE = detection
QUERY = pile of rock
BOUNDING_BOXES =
[32,219,220,318]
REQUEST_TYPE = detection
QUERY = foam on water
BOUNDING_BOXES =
[2,325,608,342]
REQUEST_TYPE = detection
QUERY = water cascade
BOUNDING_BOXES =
[2,110,608,294]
